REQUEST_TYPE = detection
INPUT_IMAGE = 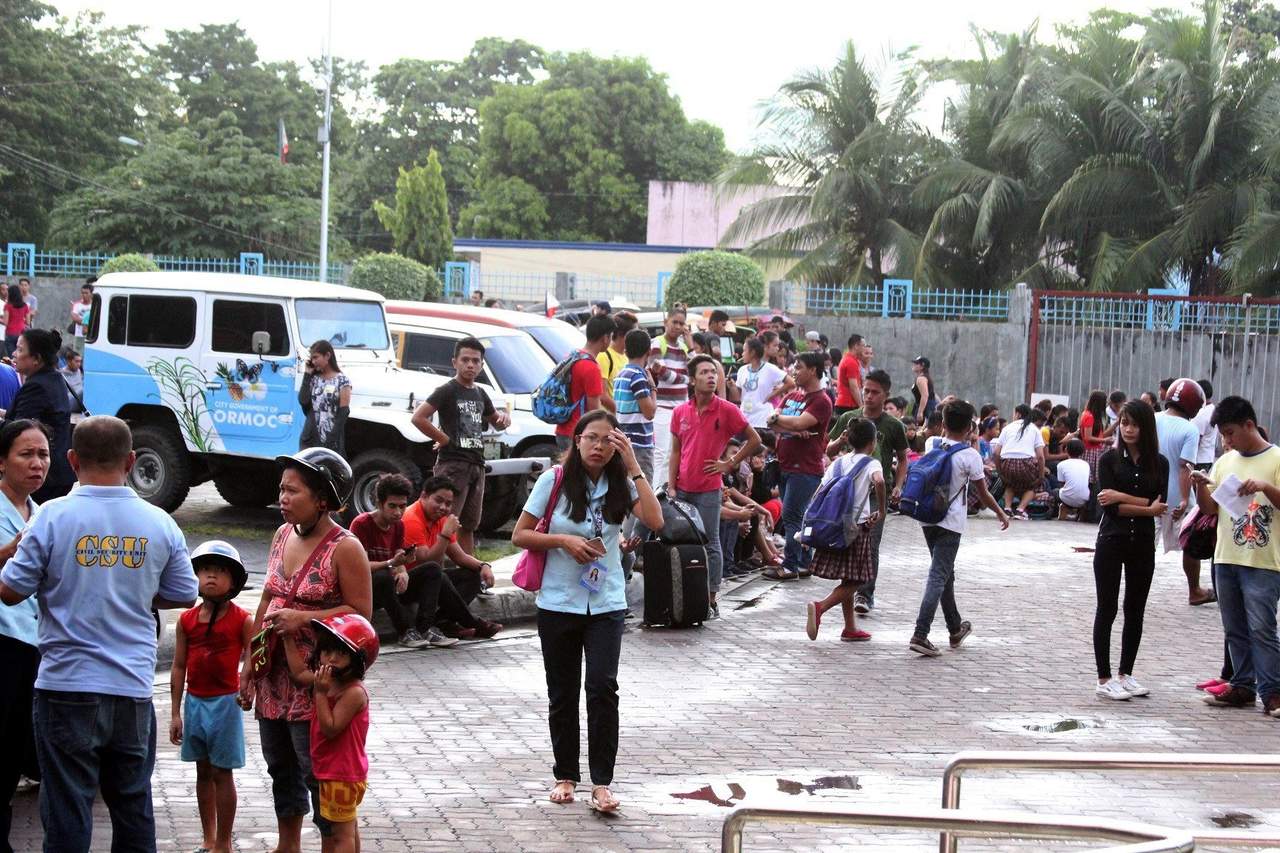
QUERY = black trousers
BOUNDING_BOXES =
[0,635,39,853]
[371,564,480,635]
[537,608,625,786]
[1092,537,1156,679]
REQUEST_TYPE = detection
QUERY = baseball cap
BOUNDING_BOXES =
[805,330,821,342]
[913,356,931,370]
[593,300,612,313]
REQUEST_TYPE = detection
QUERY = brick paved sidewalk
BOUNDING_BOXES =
[10,514,1280,851]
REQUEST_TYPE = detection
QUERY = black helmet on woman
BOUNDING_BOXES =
[274,447,353,511]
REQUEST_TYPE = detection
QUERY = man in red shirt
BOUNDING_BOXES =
[554,314,615,451]
[669,355,761,617]
[834,333,869,415]
[767,351,834,580]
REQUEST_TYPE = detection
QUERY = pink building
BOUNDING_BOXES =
[646,180,790,248]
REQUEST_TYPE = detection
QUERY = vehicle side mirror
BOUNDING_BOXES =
[251,331,271,355]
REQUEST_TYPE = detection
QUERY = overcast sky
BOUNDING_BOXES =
[63,0,1198,152]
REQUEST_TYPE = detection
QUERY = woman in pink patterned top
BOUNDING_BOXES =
[240,448,370,852]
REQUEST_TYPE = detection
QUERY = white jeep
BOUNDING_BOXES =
[81,272,543,517]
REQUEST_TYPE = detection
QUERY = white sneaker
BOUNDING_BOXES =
[1095,679,1131,700]
[1117,674,1149,697]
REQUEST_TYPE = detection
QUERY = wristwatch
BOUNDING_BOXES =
[631,473,645,482]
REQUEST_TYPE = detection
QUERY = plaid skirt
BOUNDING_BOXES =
[998,456,1042,496]
[810,521,875,582]
[1083,444,1106,482]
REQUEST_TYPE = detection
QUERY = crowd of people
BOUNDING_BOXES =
[1,294,1279,852]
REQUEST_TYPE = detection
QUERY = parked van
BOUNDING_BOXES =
[82,272,541,517]
[383,301,585,363]
[385,310,560,531]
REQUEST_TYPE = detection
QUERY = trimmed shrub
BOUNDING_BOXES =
[348,253,442,301]
[99,253,159,275]
[663,251,766,312]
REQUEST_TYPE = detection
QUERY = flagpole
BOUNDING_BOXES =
[318,0,333,282]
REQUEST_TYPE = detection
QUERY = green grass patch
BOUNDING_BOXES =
[182,522,275,542]
[474,542,518,563]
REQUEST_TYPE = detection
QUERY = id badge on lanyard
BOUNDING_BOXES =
[579,502,608,593]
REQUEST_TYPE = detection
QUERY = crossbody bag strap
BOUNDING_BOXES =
[536,466,565,532]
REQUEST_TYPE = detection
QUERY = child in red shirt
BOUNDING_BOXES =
[169,541,252,853]
[283,613,377,853]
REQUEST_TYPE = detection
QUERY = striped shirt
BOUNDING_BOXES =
[648,334,688,409]
[613,363,654,448]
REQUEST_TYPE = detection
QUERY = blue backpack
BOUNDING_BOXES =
[532,351,591,425]
[899,441,969,524]
[800,456,875,550]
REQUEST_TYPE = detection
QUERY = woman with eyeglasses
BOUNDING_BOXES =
[512,410,662,814]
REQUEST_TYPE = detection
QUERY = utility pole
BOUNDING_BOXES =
[318,0,333,282]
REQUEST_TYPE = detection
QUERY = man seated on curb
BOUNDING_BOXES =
[402,475,503,640]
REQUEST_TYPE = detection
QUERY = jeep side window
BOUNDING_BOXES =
[126,295,197,348]
[211,300,289,355]
[107,296,128,345]
[401,333,456,376]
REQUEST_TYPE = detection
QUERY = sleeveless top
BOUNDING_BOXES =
[311,682,370,782]
[180,602,250,697]
[912,375,938,421]
[254,523,351,722]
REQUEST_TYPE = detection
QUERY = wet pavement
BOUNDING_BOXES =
[9,498,1280,851]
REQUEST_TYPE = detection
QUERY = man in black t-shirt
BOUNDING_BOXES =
[411,337,511,555]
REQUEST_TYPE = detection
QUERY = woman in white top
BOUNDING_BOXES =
[804,418,885,643]
[992,406,1047,519]
[735,337,787,430]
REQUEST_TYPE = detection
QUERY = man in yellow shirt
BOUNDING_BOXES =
[1191,395,1280,717]
[597,311,636,402]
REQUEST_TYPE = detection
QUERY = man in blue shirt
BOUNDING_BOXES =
[0,415,198,853]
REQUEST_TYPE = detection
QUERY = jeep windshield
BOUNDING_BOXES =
[526,323,585,363]
[480,335,554,395]
[297,300,390,351]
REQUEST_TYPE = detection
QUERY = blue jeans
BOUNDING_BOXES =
[914,526,964,639]
[1216,562,1280,699]
[780,471,821,574]
[676,489,723,593]
[33,690,156,853]
[856,510,888,604]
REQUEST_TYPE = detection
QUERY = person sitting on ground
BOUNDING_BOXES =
[1045,416,1072,468]
[350,474,501,649]
[1056,440,1092,521]
[718,442,782,575]
[397,476,503,640]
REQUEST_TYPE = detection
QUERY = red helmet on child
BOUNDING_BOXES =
[1165,377,1205,418]
[310,613,379,675]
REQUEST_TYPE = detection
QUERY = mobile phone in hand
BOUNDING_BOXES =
[585,536,605,556]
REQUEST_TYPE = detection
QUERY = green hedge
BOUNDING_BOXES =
[98,253,159,275]
[348,253,442,301]
[663,250,766,312]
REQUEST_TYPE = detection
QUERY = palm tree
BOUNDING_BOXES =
[1041,0,1280,294]
[718,43,942,286]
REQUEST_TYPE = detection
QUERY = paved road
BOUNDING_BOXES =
[10,506,1280,851]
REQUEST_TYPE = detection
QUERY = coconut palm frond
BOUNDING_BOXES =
[1225,210,1280,293]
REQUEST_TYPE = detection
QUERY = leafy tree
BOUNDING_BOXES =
[99,253,159,274]
[0,1,157,239]
[663,251,766,312]
[45,112,323,258]
[461,53,728,242]
[373,149,454,270]
[720,43,941,286]
[348,252,442,300]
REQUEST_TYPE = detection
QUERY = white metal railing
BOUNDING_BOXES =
[721,802,1195,852]
[939,750,1280,852]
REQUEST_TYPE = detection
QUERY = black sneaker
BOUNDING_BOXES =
[949,621,972,648]
[909,635,941,657]
[1204,685,1256,708]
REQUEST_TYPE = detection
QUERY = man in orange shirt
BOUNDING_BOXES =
[401,476,502,640]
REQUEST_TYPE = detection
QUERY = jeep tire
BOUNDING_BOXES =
[213,466,280,508]
[130,424,193,511]
[347,448,422,523]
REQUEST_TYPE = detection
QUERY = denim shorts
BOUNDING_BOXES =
[180,693,245,769]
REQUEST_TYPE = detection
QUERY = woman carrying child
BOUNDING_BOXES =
[805,418,885,642]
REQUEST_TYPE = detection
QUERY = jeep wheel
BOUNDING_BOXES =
[347,449,422,523]
[213,469,280,508]
[130,425,193,511]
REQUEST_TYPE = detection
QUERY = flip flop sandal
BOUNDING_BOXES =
[549,780,576,804]
[589,785,620,813]
[1190,591,1218,606]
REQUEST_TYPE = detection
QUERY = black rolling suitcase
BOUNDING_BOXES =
[641,492,710,627]
[642,541,709,627]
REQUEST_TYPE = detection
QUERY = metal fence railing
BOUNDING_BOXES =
[4,243,347,283]
[938,750,1280,852]
[1038,291,1280,334]
[799,280,1012,320]
[471,271,665,308]
[722,802,1194,853]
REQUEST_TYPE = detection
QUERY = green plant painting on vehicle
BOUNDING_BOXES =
[145,356,216,451]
